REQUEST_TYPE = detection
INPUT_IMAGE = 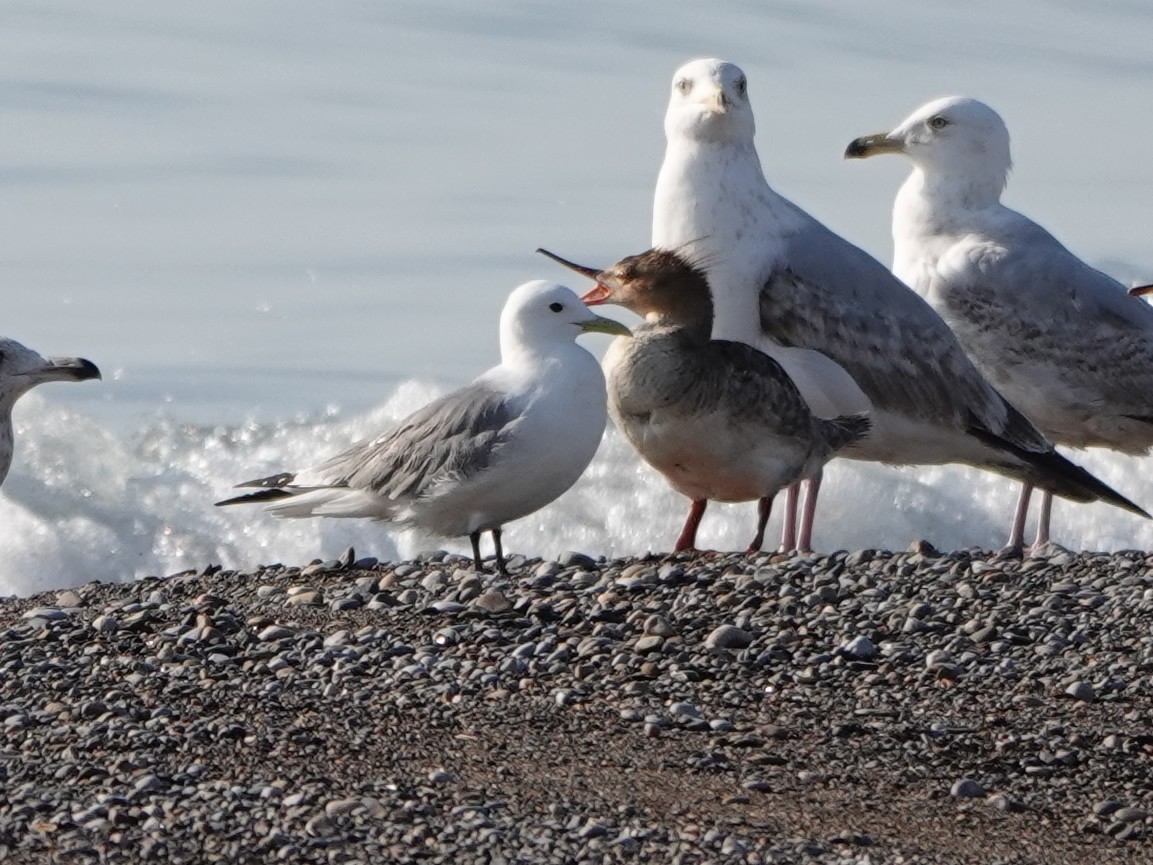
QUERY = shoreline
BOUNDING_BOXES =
[1,546,1151,863]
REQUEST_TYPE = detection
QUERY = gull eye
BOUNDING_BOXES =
[735,78,747,97]
[928,115,949,130]
[548,302,564,313]
[676,78,691,94]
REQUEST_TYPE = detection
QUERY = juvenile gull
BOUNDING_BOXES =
[652,58,1145,549]
[846,96,1153,549]
[540,247,869,552]
[0,338,100,488]
[217,281,629,573]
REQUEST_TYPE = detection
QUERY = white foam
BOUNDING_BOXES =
[2,381,1151,597]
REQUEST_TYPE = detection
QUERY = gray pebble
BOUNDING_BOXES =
[705,624,753,650]
[950,778,986,799]
[841,635,878,660]
[1065,681,1097,702]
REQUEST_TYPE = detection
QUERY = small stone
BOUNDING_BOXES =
[925,649,954,668]
[258,625,296,642]
[133,774,165,794]
[559,551,597,569]
[55,590,84,608]
[987,794,1024,813]
[427,769,457,785]
[473,590,511,614]
[841,635,877,660]
[91,615,119,634]
[304,814,334,836]
[950,778,986,799]
[325,798,362,817]
[705,625,753,650]
[634,635,664,654]
[669,702,703,720]
[643,615,674,636]
[1114,807,1148,823]
[1065,681,1097,702]
[22,607,69,621]
[286,591,321,607]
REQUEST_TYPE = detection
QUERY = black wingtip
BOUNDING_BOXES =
[215,489,293,508]
[968,426,1150,518]
[233,472,296,490]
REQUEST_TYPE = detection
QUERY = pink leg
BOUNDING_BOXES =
[675,499,708,552]
[1031,489,1052,551]
[1006,482,1032,550]
[747,496,774,554]
[778,483,799,553]
[797,470,823,554]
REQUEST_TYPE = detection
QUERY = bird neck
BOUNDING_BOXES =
[899,162,1006,220]
[654,137,769,244]
[643,288,714,344]
[498,332,582,374]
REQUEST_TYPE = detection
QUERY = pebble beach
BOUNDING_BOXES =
[1,544,1152,863]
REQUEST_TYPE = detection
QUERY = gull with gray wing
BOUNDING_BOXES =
[217,281,630,573]
[846,95,1153,549]
[0,337,101,489]
[651,58,1146,550]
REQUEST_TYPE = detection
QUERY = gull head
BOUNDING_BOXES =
[537,247,712,323]
[500,280,629,358]
[0,337,101,411]
[665,58,755,145]
[846,96,1011,199]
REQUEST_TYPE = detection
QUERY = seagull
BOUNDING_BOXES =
[0,338,101,488]
[651,58,1147,550]
[216,281,630,573]
[846,95,1153,549]
[538,246,869,553]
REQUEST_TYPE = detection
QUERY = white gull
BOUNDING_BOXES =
[217,280,629,573]
[652,58,1146,549]
[846,95,1153,549]
[539,246,869,553]
[0,337,100,488]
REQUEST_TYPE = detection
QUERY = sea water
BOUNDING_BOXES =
[3,0,1153,595]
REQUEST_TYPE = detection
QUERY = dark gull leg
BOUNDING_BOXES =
[778,483,799,553]
[747,495,773,554]
[797,470,823,555]
[674,499,708,552]
[1031,489,1052,552]
[469,530,485,572]
[491,528,508,575]
[1006,482,1032,552]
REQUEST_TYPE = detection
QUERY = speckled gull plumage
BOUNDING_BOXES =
[847,95,1153,549]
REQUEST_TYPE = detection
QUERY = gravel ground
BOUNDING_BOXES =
[1,543,1152,863]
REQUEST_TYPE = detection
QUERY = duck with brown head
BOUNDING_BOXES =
[538,246,870,554]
